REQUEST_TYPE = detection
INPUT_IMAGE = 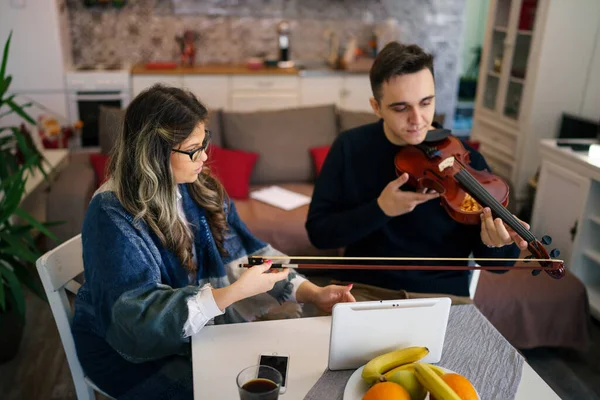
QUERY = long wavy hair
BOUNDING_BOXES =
[107,84,228,272]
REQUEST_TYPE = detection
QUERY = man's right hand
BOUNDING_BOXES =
[377,173,440,217]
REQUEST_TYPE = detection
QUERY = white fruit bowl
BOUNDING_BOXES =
[343,365,481,400]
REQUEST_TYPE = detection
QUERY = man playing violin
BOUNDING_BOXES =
[305,41,530,302]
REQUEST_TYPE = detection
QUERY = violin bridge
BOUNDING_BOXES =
[438,156,455,172]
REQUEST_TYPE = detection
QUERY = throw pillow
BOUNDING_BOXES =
[310,145,331,176]
[207,145,259,199]
[89,154,109,187]
[221,105,338,185]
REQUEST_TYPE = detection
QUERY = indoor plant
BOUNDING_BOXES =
[0,31,59,362]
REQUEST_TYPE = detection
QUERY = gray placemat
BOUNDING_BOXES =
[304,305,524,400]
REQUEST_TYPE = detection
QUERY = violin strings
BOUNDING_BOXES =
[455,168,535,241]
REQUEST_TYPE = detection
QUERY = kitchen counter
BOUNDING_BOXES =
[131,63,301,75]
[130,63,368,76]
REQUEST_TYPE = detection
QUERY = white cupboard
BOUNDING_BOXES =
[531,139,600,320]
[472,0,600,209]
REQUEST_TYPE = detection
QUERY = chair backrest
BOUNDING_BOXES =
[36,234,95,400]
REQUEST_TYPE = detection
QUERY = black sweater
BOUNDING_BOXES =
[305,120,520,297]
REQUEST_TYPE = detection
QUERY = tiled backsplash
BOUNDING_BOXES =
[66,0,466,122]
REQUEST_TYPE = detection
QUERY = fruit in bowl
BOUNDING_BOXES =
[387,370,427,400]
[362,381,411,400]
[358,347,479,400]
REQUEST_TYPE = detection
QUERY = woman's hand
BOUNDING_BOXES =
[296,281,356,313]
[235,260,290,299]
[480,207,529,250]
[213,260,290,310]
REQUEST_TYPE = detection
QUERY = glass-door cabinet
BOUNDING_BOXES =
[477,0,540,121]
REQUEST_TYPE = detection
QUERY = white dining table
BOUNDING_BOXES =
[192,316,561,400]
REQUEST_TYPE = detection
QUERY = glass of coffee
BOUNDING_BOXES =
[236,365,282,400]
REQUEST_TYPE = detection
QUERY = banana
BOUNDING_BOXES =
[383,362,446,381]
[361,346,429,384]
[427,363,447,377]
[413,363,461,400]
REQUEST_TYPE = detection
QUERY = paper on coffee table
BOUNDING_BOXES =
[249,185,311,211]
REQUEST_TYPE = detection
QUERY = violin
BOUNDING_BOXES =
[393,130,565,279]
[240,131,565,279]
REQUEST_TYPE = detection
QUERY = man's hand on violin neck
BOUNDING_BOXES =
[480,207,530,250]
[377,173,439,217]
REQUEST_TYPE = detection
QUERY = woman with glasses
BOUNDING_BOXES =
[70,84,355,399]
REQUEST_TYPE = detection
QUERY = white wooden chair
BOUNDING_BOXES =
[36,234,114,400]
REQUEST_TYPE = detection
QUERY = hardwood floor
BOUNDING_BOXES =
[521,317,600,400]
[2,288,600,400]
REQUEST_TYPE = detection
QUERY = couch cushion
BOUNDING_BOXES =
[221,105,338,184]
[89,153,110,188]
[234,183,340,257]
[207,109,223,147]
[309,145,331,177]
[98,106,126,155]
[99,107,223,154]
[338,109,380,132]
[207,145,259,199]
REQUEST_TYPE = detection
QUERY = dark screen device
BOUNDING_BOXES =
[258,352,289,394]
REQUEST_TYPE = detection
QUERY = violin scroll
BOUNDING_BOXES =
[528,239,565,279]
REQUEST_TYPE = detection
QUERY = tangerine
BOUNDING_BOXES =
[431,373,478,400]
[362,381,411,400]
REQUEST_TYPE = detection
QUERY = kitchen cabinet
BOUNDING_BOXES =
[340,75,373,112]
[182,76,230,110]
[471,0,600,209]
[132,75,183,98]
[130,71,373,112]
[229,76,300,112]
[300,76,344,107]
[299,75,373,112]
[531,139,600,320]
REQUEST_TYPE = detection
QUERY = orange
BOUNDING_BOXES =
[362,381,411,400]
[431,373,478,400]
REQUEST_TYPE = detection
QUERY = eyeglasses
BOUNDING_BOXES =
[171,129,212,162]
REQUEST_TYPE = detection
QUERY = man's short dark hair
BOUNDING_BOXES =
[369,41,434,101]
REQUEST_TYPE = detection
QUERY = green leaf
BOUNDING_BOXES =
[0,232,40,260]
[0,75,12,95]
[0,172,26,224]
[13,208,58,241]
[0,246,38,264]
[6,98,35,124]
[2,264,25,318]
[0,31,11,84]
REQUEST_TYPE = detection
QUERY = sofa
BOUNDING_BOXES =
[45,104,592,353]
[45,104,392,256]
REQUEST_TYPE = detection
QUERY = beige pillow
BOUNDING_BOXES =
[206,109,223,147]
[338,109,380,132]
[222,105,338,184]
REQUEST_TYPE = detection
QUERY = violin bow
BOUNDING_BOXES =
[239,255,565,276]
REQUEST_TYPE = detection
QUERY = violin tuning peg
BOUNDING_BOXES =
[532,269,541,276]
[541,235,552,245]
[550,249,561,258]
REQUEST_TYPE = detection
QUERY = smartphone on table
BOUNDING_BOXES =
[258,352,290,394]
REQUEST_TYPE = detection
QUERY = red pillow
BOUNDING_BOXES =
[207,145,259,199]
[310,145,331,176]
[89,154,109,188]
